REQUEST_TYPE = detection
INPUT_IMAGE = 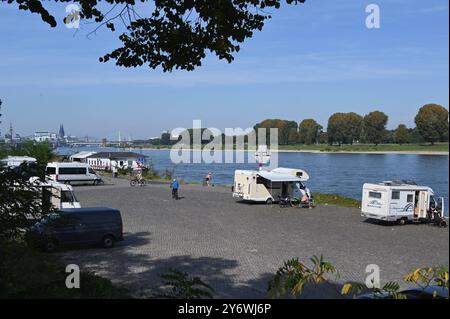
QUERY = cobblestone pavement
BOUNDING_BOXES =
[59,177,449,298]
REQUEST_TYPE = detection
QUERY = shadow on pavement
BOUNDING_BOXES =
[58,231,349,299]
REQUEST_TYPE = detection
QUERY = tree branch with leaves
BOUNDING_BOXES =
[6,0,305,72]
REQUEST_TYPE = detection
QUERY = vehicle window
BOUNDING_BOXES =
[59,167,87,175]
[369,192,382,199]
[392,191,400,200]
[61,191,75,202]
[46,167,56,175]
[407,195,414,203]
[88,168,96,175]
[42,187,52,208]
[256,177,266,185]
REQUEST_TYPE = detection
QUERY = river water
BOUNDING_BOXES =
[57,147,449,207]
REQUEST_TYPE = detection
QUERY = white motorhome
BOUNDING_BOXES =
[39,179,82,209]
[233,167,310,204]
[46,162,102,185]
[1,156,37,168]
[361,181,446,224]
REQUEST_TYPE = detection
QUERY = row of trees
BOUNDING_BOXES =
[145,104,448,147]
[253,104,449,146]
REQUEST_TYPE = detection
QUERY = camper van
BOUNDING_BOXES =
[233,167,310,204]
[361,181,446,225]
[1,156,37,168]
[28,177,81,210]
[41,180,81,209]
[46,162,102,185]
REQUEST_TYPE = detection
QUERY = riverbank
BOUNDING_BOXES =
[119,143,449,155]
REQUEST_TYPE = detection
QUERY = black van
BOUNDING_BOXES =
[31,207,124,252]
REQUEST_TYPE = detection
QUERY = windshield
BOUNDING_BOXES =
[61,191,77,203]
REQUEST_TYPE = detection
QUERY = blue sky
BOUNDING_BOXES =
[0,0,448,140]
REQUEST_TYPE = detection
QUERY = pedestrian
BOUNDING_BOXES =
[111,161,117,178]
[205,172,213,186]
[171,178,180,200]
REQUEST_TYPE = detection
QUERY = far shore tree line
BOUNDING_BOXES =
[147,104,448,147]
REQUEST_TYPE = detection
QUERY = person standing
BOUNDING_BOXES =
[205,172,213,186]
[111,161,118,178]
[171,179,180,200]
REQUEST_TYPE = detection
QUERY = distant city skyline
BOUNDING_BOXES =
[0,0,448,140]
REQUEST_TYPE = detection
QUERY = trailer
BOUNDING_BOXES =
[361,181,446,225]
[233,167,310,204]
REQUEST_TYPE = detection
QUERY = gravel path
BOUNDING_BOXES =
[59,177,449,299]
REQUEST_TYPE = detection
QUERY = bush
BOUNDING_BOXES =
[155,269,214,299]
[0,240,129,299]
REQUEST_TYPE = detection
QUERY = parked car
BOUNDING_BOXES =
[46,162,103,185]
[30,207,124,252]
[358,286,449,299]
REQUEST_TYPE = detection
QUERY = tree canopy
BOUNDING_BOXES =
[298,119,322,145]
[7,0,305,72]
[393,124,410,145]
[414,104,449,145]
[254,119,298,145]
[361,111,388,146]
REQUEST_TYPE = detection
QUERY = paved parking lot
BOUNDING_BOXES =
[59,178,449,298]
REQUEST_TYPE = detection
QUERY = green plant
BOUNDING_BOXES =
[268,255,339,299]
[404,266,449,295]
[341,266,449,299]
[158,269,214,299]
[0,163,55,240]
[164,168,175,180]
[341,281,406,299]
[142,162,160,179]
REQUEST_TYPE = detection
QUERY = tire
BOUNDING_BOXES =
[102,235,115,249]
[397,218,407,226]
[266,198,273,205]
[130,180,137,187]
[44,240,58,253]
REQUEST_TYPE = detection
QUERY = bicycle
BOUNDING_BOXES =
[130,177,146,187]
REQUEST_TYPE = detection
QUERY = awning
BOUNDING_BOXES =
[257,171,302,182]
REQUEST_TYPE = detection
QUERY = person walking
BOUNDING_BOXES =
[171,179,180,200]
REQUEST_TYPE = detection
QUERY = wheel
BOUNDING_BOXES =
[397,218,407,226]
[102,235,115,249]
[266,198,273,205]
[44,240,58,253]
[130,180,137,187]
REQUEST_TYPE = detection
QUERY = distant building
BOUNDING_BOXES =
[34,131,58,143]
[58,124,65,139]
[69,151,98,163]
[86,152,148,170]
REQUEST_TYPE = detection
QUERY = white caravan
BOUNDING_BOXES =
[233,167,310,204]
[1,156,37,168]
[361,181,446,224]
[46,162,102,185]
